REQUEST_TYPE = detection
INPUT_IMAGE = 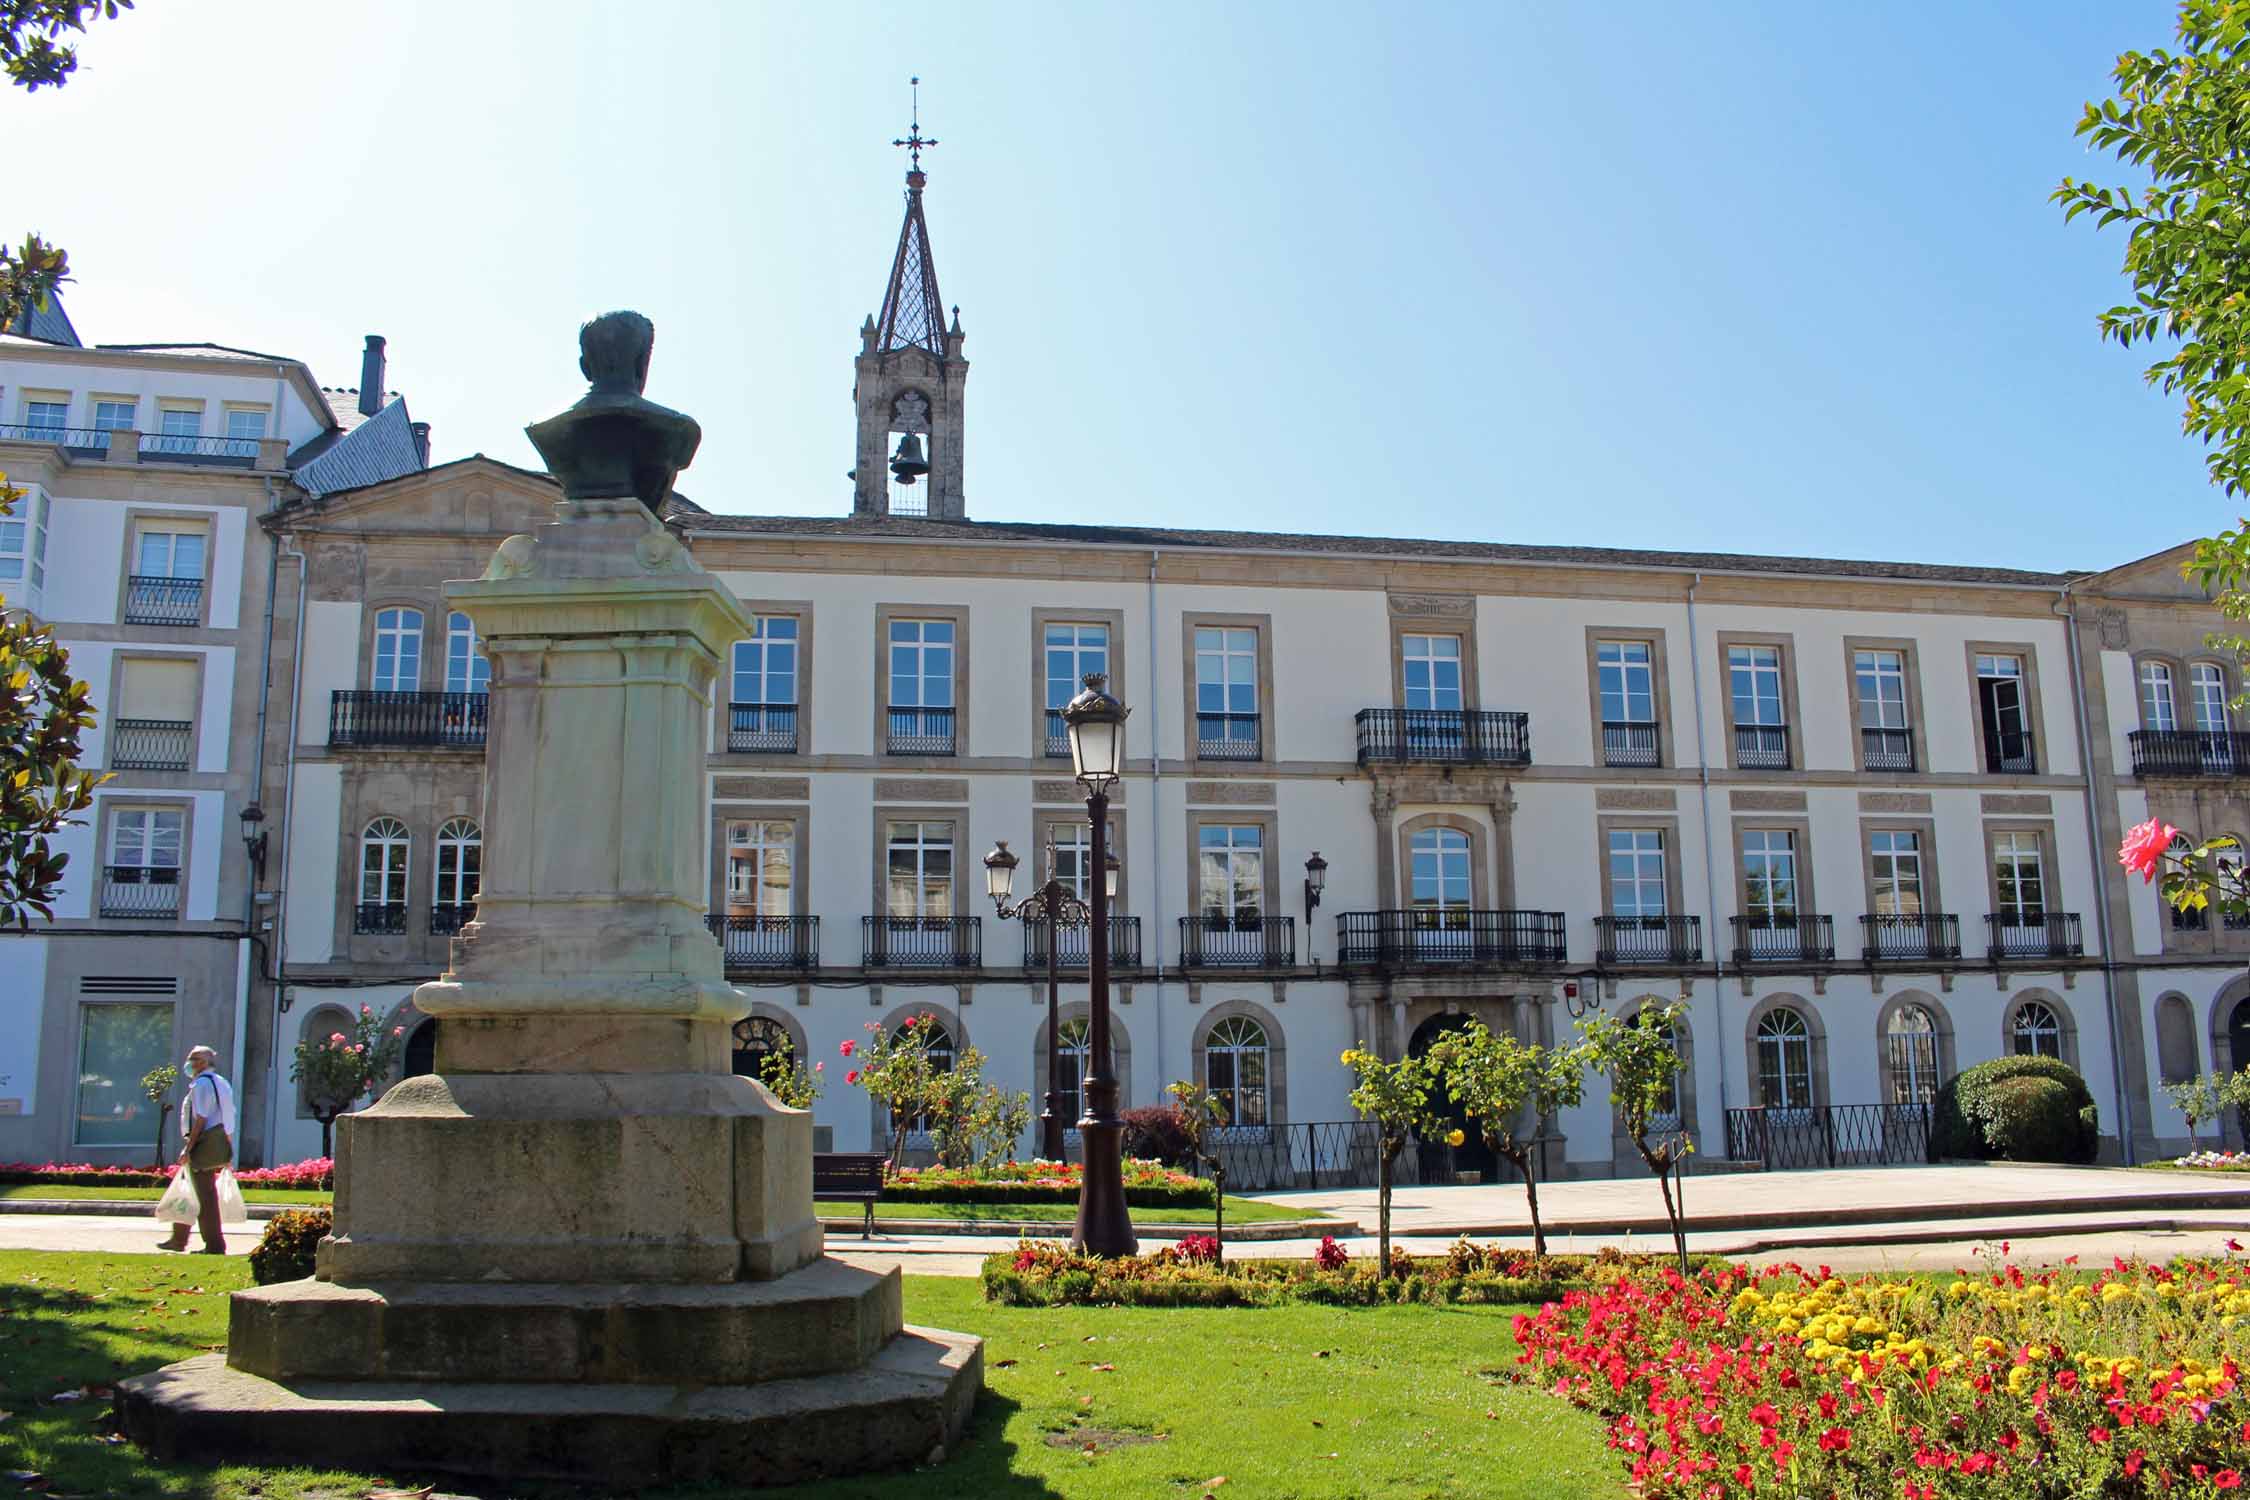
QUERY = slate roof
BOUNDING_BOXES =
[290,396,426,498]
[92,340,298,362]
[4,288,81,347]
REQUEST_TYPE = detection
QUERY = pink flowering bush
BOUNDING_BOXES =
[879,1157,1215,1209]
[288,1005,405,1157]
[0,1156,333,1190]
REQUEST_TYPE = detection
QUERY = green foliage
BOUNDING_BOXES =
[1119,1103,1194,1165]
[925,1044,1033,1170]
[1933,1054,2101,1163]
[138,1063,177,1169]
[287,1005,405,1155]
[2159,1069,2250,1141]
[1423,1020,1586,1256]
[0,489,105,929]
[1577,1000,1694,1270]
[1339,1045,1444,1271]
[248,1207,332,1286]
[0,1,130,92]
[751,1033,823,1110]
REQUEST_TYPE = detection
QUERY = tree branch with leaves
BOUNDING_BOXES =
[1423,1020,1585,1257]
[1578,1000,1694,1274]
[1340,1044,1446,1275]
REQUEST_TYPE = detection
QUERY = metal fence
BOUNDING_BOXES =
[1188,1120,1463,1191]
[1024,914,1141,970]
[708,914,820,969]
[1353,708,1531,766]
[1859,913,1961,962]
[329,690,489,749]
[1601,720,1662,768]
[1335,909,1566,966]
[862,915,981,967]
[1177,915,1295,967]
[885,706,956,756]
[1595,914,1702,964]
[1723,1103,1933,1170]
[108,718,192,771]
[121,575,204,627]
[726,703,799,754]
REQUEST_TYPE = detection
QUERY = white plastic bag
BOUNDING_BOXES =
[215,1168,250,1224]
[154,1169,196,1225]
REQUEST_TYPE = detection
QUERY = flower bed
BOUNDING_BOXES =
[2158,1150,2250,1173]
[983,1237,1727,1308]
[880,1158,1217,1210]
[0,1157,333,1190]
[1512,1255,2250,1497]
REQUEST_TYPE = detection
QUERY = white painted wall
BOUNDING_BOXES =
[0,355,329,449]
[284,763,344,964]
[298,602,362,743]
[0,936,47,1115]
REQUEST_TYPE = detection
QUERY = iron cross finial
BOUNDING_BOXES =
[893,75,938,174]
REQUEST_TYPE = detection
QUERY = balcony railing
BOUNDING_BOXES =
[108,718,191,771]
[725,702,798,754]
[1985,730,2037,775]
[1178,915,1296,967]
[121,575,204,627]
[1984,911,2083,962]
[1601,720,1661,768]
[329,690,488,749]
[1724,1103,1934,1170]
[429,902,478,936]
[707,914,820,970]
[0,422,105,452]
[1043,708,1070,758]
[862,914,980,967]
[138,432,259,467]
[1353,708,1531,767]
[354,902,408,935]
[1194,712,1262,760]
[1595,914,1702,964]
[1729,914,1835,963]
[886,706,956,756]
[2172,904,2210,933]
[1335,909,1566,966]
[1861,726,1915,772]
[2129,729,2250,778]
[1024,914,1142,970]
[99,866,179,919]
[1734,723,1791,770]
[1859,912,1961,963]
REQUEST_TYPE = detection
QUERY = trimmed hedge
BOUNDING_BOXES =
[249,1207,332,1286]
[876,1178,1216,1210]
[1932,1055,2099,1163]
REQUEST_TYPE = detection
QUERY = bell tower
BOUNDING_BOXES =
[854,79,968,521]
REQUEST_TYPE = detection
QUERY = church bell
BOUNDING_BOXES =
[888,432,930,485]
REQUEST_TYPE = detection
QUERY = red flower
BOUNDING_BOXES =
[2118,818,2178,883]
[1817,1427,1850,1453]
[2126,1451,2146,1478]
[839,1038,856,1057]
[2087,1424,2110,1444]
[2217,1473,2243,1491]
[845,1069,861,1085]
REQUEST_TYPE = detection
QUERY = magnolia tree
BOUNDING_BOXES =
[139,1063,177,1170]
[288,1005,405,1157]
[1423,1020,1585,1257]
[1577,1000,1694,1273]
[1340,1044,1448,1273]
[1167,1078,1232,1259]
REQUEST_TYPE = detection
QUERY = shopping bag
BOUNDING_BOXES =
[154,1169,197,1225]
[215,1169,250,1224]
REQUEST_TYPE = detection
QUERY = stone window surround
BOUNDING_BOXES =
[1032,1001,1133,1128]
[117,508,215,629]
[219,400,272,437]
[1841,636,1931,775]
[103,649,207,775]
[69,995,180,1149]
[1582,626,1678,770]
[1396,811,1493,910]
[1592,814,1687,920]
[1857,816,1944,919]
[1029,806,1129,913]
[2001,986,2079,1069]
[2133,651,2187,731]
[1873,989,1957,1106]
[707,803,812,917]
[1714,630,1806,772]
[1730,814,1819,921]
[735,1001,808,1076]
[873,602,972,760]
[1030,606,1127,760]
[96,794,195,918]
[1191,997,1288,1128]
[871,807,970,920]
[1388,604,1480,712]
[868,998,969,1147]
[1180,611,1275,764]
[1741,992,1828,1111]
[1963,639,2050,774]
[328,782,482,954]
[16,386,70,423]
[716,598,816,758]
[1183,809,1283,923]
[2153,991,2201,1086]
[1981,816,2063,922]
[359,597,435,690]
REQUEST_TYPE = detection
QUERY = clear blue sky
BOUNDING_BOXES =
[2,1,2207,571]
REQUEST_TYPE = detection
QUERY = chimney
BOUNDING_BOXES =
[410,421,431,468]
[358,335,386,418]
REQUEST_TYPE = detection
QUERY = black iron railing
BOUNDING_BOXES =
[1595,914,1702,964]
[1859,912,1961,962]
[1862,726,1915,772]
[108,718,191,771]
[1043,708,1071,758]
[99,866,179,919]
[1335,909,1566,966]
[1602,720,1661,768]
[1195,712,1261,760]
[329,690,488,749]
[862,915,980,967]
[1985,911,2083,961]
[1730,914,1835,963]
[2129,729,2250,778]
[1177,915,1295,967]
[2172,904,2210,932]
[1734,723,1790,769]
[354,902,408,935]
[886,706,956,756]
[1724,1103,1933,1170]
[1985,730,2037,775]
[725,702,798,754]
[707,914,820,969]
[1353,708,1531,767]
[121,575,203,627]
[138,432,258,466]
[1024,914,1142,970]
[0,422,104,452]
[1187,1121,1462,1192]
[430,902,477,936]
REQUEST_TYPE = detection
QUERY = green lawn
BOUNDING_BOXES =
[0,1249,1616,1499]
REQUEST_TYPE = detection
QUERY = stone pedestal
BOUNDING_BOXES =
[122,491,982,1486]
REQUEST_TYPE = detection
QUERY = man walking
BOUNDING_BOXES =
[159,1046,234,1254]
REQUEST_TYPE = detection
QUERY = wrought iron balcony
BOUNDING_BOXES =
[2129,729,2250,778]
[1729,913,1835,963]
[726,702,798,754]
[100,866,179,919]
[329,690,488,749]
[1734,723,1791,770]
[1353,708,1532,767]
[1859,912,1961,962]
[121,575,203,627]
[138,432,259,467]
[862,914,980,967]
[1724,1103,1933,1170]
[1594,914,1702,964]
[1335,909,1566,966]
[1984,912,2083,962]
[1024,914,1142,970]
[1861,726,1915,772]
[109,718,191,771]
[886,705,956,756]
[430,902,477,936]
[1194,712,1262,760]
[707,914,820,970]
[1177,915,1296,967]
[1043,708,1070,759]
[0,422,104,453]
[1985,730,2037,775]
[354,902,408,935]
[1601,720,1661,768]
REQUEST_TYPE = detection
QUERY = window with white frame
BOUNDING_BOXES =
[91,399,136,432]
[885,821,953,918]
[372,608,423,691]
[1740,829,1798,920]
[1408,827,1471,913]
[1197,824,1264,927]
[1755,1007,1814,1109]
[360,818,410,906]
[2140,661,2179,732]
[0,489,47,589]
[1044,623,1108,712]
[1975,653,2031,767]
[887,619,954,709]
[2192,663,2231,732]
[1050,820,1119,904]
[1608,829,1667,917]
[732,616,799,706]
[1854,649,1909,729]
[1055,1015,1091,1125]
[1194,626,1260,750]
[1885,1004,1941,1106]
[134,525,205,581]
[434,818,481,909]
[1993,831,2047,925]
[1597,639,1655,724]
[153,406,200,453]
[223,408,267,444]
[1400,634,1463,711]
[2011,1000,2063,1060]
[1869,831,1925,916]
[444,612,489,695]
[726,819,794,917]
[23,397,66,431]
[1728,644,1785,726]
[1203,1015,1269,1128]
[109,808,182,880]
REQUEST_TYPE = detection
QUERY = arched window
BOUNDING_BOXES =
[731,1015,791,1079]
[357,818,409,933]
[1205,1015,1270,1128]
[372,608,423,691]
[2155,995,2199,1086]
[1754,1007,1813,1109]
[445,612,489,695]
[2140,660,2177,732]
[1885,1003,1940,1106]
[1055,1015,1091,1124]
[1637,1008,1683,1132]
[2192,662,2231,732]
[433,818,481,933]
[2011,1000,2063,1060]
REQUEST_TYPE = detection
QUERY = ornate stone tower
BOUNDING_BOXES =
[853,84,968,521]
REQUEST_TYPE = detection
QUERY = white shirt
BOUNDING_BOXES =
[184,1070,236,1138]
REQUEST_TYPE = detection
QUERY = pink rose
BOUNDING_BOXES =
[2119,818,2179,883]
[329,1032,347,1045]
[839,1039,856,1057]
[846,1069,861,1085]
[361,1004,372,1015]
[392,1026,404,1036]
[814,1061,825,1072]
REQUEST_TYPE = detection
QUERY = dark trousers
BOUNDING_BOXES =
[161,1128,229,1251]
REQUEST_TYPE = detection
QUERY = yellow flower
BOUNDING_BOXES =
[1445,1129,1466,1148]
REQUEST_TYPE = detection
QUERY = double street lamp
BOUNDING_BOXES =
[984,837,1117,1162]
[984,673,1136,1258]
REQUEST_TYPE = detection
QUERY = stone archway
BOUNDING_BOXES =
[2231,997,2250,1146]
[1407,1011,1495,1180]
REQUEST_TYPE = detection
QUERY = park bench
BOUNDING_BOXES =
[811,1151,888,1239]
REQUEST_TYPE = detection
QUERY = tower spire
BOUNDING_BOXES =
[875,76,948,361]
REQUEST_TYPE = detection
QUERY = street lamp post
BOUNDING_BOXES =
[1059,673,1136,1257]
[984,839,1112,1162]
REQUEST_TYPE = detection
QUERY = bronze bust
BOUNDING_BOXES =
[525,311,700,518]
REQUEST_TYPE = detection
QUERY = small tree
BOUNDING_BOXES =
[1340,1044,1446,1274]
[2171,1066,2250,1151]
[841,1015,945,1175]
[288,1005,405,1157]
[752,1035,823,1111]
[1578,1000,1694,1273]
[1168,1079,1232,1261]
[139,1062,177,1171]
[1423,1021,1585,1257]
